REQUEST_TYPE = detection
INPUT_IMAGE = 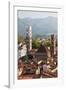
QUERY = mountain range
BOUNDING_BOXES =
[18,16,57,38]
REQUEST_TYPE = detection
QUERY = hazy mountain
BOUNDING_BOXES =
[18,16,57,38]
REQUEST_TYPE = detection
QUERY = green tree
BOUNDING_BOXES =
[32,39,40,49]
[45,40,51,47]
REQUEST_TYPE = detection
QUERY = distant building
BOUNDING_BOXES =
[35,42,48,62]
[18,43,27,58]
[26,25,32,52]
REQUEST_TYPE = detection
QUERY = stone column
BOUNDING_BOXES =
[50,34,54,57]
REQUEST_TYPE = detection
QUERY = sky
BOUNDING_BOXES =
[17,10,57,37]
[17,10,57,19]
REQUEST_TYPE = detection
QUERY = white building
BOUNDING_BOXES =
[18,44,27,59]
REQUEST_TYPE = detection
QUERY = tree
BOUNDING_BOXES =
[32,39,40,49]
[45,40,51,47]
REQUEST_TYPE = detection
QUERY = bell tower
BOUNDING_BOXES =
[26,25,32,52]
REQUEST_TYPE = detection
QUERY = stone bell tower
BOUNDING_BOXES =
[26,25,32,52]
[50,34,54,57]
